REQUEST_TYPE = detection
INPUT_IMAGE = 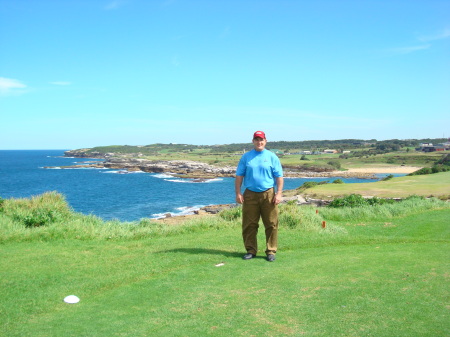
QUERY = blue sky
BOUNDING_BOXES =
[1,0,449,149]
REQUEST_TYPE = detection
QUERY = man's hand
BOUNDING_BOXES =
[273,192,282,205]
[236,193,244,204]
[235,176,244,204]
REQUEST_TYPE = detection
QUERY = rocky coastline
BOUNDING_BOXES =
[59,150,378,179]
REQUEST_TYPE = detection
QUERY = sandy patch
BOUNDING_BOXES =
[345,166,422,174]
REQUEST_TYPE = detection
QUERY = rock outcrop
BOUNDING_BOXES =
[104,158,236,178]
[61,151,376,179]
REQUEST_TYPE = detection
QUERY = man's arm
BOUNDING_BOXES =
[273,176,284,204]
[235,175,244,204]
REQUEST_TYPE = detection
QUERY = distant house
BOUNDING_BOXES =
[300,151,312,155]
[422,146,436,152]
[343,150,351,154]
[323,149,338,154]
[417,142,449,152]
[435,144,446,151]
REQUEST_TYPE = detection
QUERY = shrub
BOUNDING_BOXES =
[332,179,344,184]
[328,194,395,208]
[218,206,242,221]
[327,160,341,170]
[297,180,329,192]
[278,203,323,230]
[328,194,367,208]
[381,174,394,181]
[409,155,450,176]
[2,192,73,228]
[320,195,449,222]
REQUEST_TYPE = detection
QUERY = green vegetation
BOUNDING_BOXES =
[408,154,450,176]
[381,174,394,181]
[328,194,395,208]
[301,171,450,200]
[1,192,449,336]
[69,139,450,177]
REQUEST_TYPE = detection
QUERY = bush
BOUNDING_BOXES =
[320,195,449,222]
[218,206,242,221]
[381,174,394,181]
[328,194,367,208]
[278,203,324,230]
[297,180,329,191]
[409,154,450,176]
[328,194,395,208]
[332,179,344,184]
[2,192,73,228]
[327,160,341,170]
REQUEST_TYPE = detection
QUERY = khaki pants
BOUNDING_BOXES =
[242,188,278,256]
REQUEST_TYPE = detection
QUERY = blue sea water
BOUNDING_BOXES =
[0,150,387,222]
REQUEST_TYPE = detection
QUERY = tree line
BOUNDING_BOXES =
[82,138,448,155]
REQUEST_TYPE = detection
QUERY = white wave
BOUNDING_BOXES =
[203,178,223,183]
[151,205,205,219]
[42,166,106,170]
[164,179,190,183]
[101,170,146,174]
[74,161,102,164]
[152,173,175,179]
[101,170,126,174]
[164,178,223,183]
[64,167,108,170]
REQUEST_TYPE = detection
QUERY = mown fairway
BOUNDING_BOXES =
[1,203,448,336]
[303,171,450,199]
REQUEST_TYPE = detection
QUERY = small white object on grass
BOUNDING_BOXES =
[215,263,225,267]
[64,295,80,304]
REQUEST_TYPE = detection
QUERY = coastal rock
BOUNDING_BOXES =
[103,158,236,178]
[61,151,377,179]
[200,204,235,214]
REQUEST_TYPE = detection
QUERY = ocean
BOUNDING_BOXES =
[0,150,384,222]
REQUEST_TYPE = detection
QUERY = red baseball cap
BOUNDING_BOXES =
[253,131,266,139]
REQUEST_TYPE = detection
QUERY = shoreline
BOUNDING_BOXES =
[156,165,423,224]
[48,159,422,179]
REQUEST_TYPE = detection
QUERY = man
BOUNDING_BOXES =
[235,131,284,262]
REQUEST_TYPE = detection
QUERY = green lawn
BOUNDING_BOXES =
[302,171,450,199]
[1,205,449,336]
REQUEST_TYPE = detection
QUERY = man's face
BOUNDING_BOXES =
[252,137,267,151]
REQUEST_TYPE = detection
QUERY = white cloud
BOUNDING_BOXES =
[418,28,450,42]
[386,44,431,55]
[0,77,27,96]
[50,81,72,86]
[381,28,449,56]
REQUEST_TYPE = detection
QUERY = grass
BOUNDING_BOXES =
[302,171,450,199]
[94,146,446,171]
[1,193,449,336]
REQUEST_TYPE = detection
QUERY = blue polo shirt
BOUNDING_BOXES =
[236,149,283,192]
